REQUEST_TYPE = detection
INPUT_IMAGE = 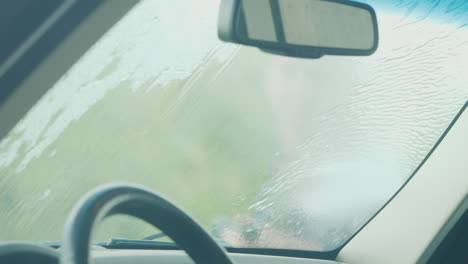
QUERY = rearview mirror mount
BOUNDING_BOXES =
[218,0,379,58]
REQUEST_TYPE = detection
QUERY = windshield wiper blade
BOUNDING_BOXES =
[107,237,232,249]
[41,239,178,250]
[142,232,168,240]
[105,238,179,249]
[43,236,231,250]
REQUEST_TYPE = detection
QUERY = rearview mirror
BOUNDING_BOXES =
[218,0,378,58]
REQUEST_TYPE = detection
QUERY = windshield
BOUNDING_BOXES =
[0,0,467,252]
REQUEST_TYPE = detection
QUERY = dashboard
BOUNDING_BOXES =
[91,250,340,264]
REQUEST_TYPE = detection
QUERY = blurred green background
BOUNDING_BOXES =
[0,47,279,242]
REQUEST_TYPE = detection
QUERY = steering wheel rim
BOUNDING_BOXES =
[0,242,59,263]
[61,184,233,264]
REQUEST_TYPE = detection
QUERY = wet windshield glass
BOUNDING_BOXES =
[0,0,467,252]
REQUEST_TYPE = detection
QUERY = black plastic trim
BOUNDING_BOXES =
[426,209,468,264]
[0,0,62,66]
[0,1,106,107]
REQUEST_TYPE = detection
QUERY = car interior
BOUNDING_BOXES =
[0,0,466,263]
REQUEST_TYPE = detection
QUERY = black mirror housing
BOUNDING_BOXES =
[218,0,379,59]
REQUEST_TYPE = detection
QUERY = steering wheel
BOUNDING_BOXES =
[0,242,59,264]
[60,184,234,264]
